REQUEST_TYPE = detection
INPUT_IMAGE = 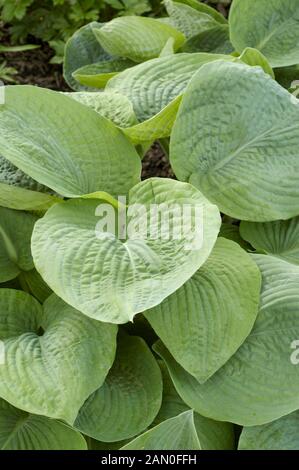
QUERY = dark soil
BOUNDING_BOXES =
[1,41,69,91]
[142,142,175,180]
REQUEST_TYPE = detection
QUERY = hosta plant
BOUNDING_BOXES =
[0,0,299,451]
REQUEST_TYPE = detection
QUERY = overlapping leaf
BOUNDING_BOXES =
[145,238,261,382]
[0,399,87,450]
[63,22,111,90]
[155,255,299,426]
[170,60,299,221]
[32,178,221,324]
[229,0,299,67]
[64,92,137,128]
[239,411,299,450]
[0,291,117,423]
[240,217,299,265]
[0,207,37,283]
[0,86,141,198]
[93,17,185,62]
[106,53,233,121]
[75,335,162,441]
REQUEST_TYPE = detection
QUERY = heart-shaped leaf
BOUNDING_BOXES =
[170,60,299,221]
[93,17,185,63]
[229,0,299,67]
[32,178,221,324]
[75,334,162,442]
[0,398,87,450]
[145,238,261,383]
[0,290,117,424]
[0,86,141,198]
[155,255,299,426]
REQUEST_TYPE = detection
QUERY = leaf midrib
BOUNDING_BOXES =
[1,413,30,450]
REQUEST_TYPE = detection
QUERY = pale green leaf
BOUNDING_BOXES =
[0,183,60,212]
[121,411,201,450]
[72,58,135,89]
[236,47,274,78]
[122,95,182,144]
[164,0,219,38]
[145,238,261,382]
[229,0,299,67]
[155,255,299,425]
[93,17,185,62]
[63,92,137,128]
[240,217,299,265]
[170,60,299,222]
[159,37,175,57]
[32,178,221,324]
[0,291,117,424]
[106,53,233,121]
[154,363,235,450]
[0,399,87,450]
[239,411,299,450]
[75,334,162,441]
[0,86,141,198]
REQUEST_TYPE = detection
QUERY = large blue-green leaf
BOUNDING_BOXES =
[64,91,137,128]
[145,238,261,383]
[229,0,299,67]
[0,399,87,450]
[164,0,220,38]
[63,22,110,90]
[170,60,299,222]
[154,363,235,450]
[93,17,185,62]
[75,335,162,442]
[32,178,221,324]
[155,255,299,426]
[0,290,117,424]
[239,411,299,450]
[0,86,141,198]
[240,217,299,265]
[106,53,233,121]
